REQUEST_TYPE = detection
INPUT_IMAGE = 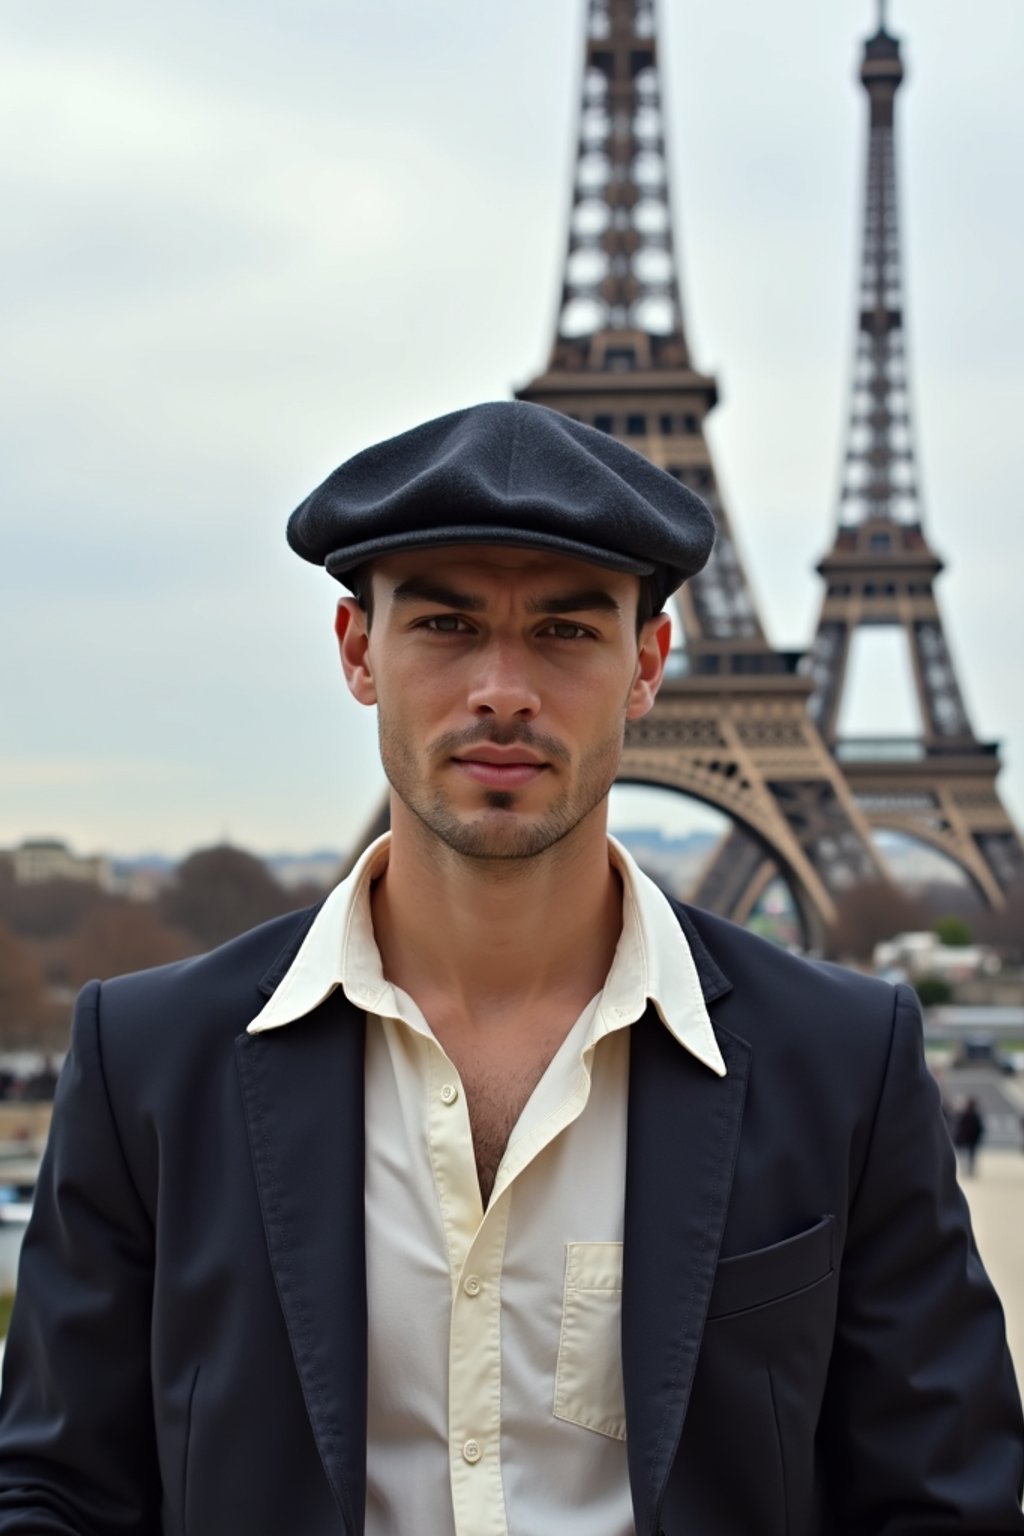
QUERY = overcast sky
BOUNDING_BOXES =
[3,0,1022,859]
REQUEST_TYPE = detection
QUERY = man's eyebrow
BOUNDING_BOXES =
[390,578,487,612]
[526,590,623,617]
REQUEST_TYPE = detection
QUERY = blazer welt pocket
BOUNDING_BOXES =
[707,1215,835,1320]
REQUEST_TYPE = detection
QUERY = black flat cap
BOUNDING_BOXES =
[287,400,715,610]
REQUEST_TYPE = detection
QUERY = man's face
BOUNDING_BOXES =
[336,545,670,861]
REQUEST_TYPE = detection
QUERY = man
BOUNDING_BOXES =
[0,400,1021,1534]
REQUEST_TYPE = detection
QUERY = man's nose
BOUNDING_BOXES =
[465,639,541,719]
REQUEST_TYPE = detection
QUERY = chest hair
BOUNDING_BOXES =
[453,1049,560,1207]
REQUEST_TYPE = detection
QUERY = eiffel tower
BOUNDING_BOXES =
[516,0,884,947]
[804,3,1024,906]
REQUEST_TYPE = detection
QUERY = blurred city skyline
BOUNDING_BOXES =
[3,0,1022,858]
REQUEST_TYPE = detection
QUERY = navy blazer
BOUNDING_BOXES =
[0,899,1021,1535]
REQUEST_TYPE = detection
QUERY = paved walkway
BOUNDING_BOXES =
[960,1148,1024,1380]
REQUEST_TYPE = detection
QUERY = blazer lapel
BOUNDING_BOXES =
[235,988,367,1536]
[623,1004,750,1536]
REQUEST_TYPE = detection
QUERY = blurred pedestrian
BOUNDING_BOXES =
[955,1096,985,1176]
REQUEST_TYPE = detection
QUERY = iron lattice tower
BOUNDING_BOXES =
[805,4,1024,904]
[518,0,885,946]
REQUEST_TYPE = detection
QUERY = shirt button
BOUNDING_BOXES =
[440,1083,459,1105]
[463,1275,482,1297]
[462,1439,482,1464]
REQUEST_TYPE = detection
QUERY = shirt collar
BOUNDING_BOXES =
[247,832,726,1078]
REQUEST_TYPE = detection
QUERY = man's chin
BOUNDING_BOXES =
[416,802,573,862]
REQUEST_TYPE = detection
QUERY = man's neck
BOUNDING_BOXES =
[369,802,623,1031]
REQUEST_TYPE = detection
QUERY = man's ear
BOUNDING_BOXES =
[626,612,672,721]
[335,598,377,706]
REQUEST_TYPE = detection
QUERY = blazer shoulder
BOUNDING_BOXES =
[55,906,332,1213]
[84,902,323,1050]
[672,896,903,1050]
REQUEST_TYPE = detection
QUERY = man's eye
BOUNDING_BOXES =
[544,622,591,640]
[421,614,472,634]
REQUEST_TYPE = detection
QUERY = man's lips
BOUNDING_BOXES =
[456,745,546,766]
[450,748,548,789]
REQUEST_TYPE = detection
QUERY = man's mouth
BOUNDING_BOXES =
[451,747,548,789]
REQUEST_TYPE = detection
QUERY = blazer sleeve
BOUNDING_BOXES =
[820,982,1024,1531]
[0,981,162,1534]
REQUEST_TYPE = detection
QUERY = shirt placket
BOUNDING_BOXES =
[426,1048,511,1536]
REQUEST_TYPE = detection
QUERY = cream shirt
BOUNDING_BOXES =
[248,834,725,1536]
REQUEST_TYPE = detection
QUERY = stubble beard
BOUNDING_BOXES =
[377,711,626,862]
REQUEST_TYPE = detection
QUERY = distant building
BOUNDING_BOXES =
[611,827,717,901]
[107,860,175,902]
[874,931,1001,985]
[11,839,113,892]
[266,853,347,892]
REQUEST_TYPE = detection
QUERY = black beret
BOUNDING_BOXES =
[287,400,715,610]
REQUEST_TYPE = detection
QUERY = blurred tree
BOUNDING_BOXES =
[66,902,198,987]
[160,845,292,949]
[914,975,954,1008]
[827,879,926,964]
[933,915,972,948]
[0,876,109,941]
[0,922,49,1049]
[287,882,333,911]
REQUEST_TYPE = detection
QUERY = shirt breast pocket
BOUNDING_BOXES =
[553,1241,626,1440]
